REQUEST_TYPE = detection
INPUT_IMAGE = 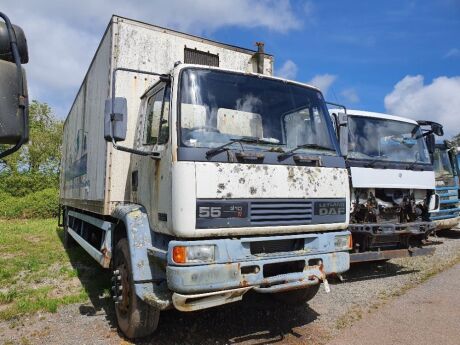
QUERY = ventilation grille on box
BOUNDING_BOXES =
[184,47,219,67]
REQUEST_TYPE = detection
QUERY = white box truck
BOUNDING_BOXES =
[60,16,351,338]
[329,109,441,262]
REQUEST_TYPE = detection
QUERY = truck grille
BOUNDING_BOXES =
[250,200,313,226]
[250,239,304,255]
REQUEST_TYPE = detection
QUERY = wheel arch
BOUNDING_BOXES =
[111,204,155,282]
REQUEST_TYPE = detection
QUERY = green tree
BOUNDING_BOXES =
[0,101,62,218]
[1,100,63,174]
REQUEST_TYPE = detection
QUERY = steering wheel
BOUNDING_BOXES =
[188,126,221,133]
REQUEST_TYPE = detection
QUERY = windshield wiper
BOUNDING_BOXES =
[406,159,423,170]
[364,155,388,168]
[277,143,334,161]
[205,136,277,157]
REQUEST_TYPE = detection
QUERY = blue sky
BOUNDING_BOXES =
[3,0,460,135]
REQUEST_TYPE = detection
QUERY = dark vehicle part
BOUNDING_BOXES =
[113,239,160,339]
[350,246,434,263]
[62,208,77,249]
[0,13,29,159]
[349,188,434,253]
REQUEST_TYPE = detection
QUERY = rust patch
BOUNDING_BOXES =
[240,280,249,287]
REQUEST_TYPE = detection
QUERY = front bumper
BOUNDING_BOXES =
[161,231,350,311]
[349,221,435,251]
[167,251,348,294]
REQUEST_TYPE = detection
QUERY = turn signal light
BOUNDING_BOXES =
[348,235,353,250]
[173,246,186,263]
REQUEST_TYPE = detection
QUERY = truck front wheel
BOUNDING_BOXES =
[274,284,320,305]
[113,239,160,339]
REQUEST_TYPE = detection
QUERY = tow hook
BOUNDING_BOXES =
[319,263,331,293]
[323,277,331,293]
[111,269,123,304]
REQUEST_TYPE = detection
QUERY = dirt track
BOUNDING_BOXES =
[1,229,460,345]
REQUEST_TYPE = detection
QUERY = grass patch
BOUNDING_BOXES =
[0,219,109,320]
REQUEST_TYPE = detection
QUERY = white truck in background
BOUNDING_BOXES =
[329,109,440,262]
[60,16,351,339]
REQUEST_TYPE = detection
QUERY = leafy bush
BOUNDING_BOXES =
[0,188,59,219]
[0,172,59,198]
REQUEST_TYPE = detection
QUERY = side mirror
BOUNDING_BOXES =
[431,123,443,137]
[0,16,29,158]
[0,22,28,64]
[0,60,28,144]
[337,112,348,156]
[425,133,435,154]
[104,97,127,142]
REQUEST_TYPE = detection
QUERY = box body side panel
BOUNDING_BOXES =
[60,25,113,214]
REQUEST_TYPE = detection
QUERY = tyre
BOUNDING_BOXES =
[63,209,77,249]
[274,284,320,305]
[113,238,160,339]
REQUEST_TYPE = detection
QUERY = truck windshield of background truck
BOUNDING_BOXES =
[179,68,338,155]
[347,116,431,164]
[433,148,454,179]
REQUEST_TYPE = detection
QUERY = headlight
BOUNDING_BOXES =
[172,245,215,264]
[334,235,352,251]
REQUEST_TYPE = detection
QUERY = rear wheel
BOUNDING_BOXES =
[274,284,320,305]
[113,238,160,339]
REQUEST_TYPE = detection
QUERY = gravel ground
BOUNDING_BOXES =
[1,228,460,345]
[327,263,460,345]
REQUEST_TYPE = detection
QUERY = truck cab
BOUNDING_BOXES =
[117,63,351,311]
[329,109,438,262]
[429,141,460,229]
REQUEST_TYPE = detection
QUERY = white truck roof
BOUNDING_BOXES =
[330,109,419,125]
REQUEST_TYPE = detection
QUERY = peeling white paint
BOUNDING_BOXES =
[196,162,348,199]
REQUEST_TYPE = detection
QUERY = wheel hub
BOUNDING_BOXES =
[112,265,130,313]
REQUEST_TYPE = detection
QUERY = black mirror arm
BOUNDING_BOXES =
[325,101,347,117]
[108,67,169,159]
[0,12,28,160]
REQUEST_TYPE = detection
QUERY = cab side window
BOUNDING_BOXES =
[144,86,170,145]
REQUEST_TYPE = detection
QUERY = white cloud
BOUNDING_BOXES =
[444,48,460,59]
[384,75,460,136]
[2,0,304,118]
[307,74,337,95]
[340,88,360,103]
[276,60,298,79]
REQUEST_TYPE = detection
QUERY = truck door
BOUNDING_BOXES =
[131,81,171,233]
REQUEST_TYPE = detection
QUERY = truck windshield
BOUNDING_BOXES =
[179,68,337,155]
[433,148,454,178]
[347,116,431,164]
